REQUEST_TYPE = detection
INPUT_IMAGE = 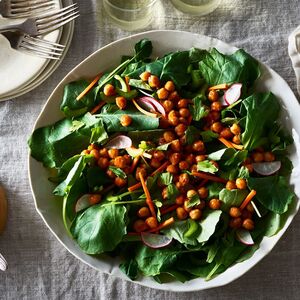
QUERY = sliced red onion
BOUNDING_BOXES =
[105,135,132,149]
[138,96,166,117]
[224,83,242,105]
[236,229,254,246]
[139,89,154,97]
[252,161,281,176]
[75,194,91,212]
[135,98,156,112]
[141,232,173,249]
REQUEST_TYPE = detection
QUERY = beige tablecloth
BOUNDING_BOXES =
[1,0,300,299]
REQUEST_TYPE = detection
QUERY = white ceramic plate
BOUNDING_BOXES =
[28,30,300,292]
[0,0,74,101]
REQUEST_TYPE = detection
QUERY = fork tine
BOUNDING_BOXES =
[10,2,56,14]
[19,42,62,59]
[37,12,79,35]
[22,36,65,52]
[25,36,65,49]
[18,47,60,60]
[36,3,77,22]
[10,0,55,8]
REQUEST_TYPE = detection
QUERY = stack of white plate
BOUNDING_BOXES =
[0,0,75,102]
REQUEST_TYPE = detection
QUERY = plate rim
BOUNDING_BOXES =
[28,29,300,292]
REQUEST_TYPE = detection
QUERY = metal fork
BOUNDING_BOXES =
[0,0,56,18]
[2,31,65,59]
[0,3,79,36]
[0,252,7,271]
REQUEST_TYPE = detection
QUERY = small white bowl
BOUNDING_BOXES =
[28,30,300,292]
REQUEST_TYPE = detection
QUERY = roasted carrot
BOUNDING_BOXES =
[240,190,257,210]
[208,83,229,91]
[198,179,209,188]
[90,101,105,114]
[125,76,131,91]
[218,137,244,150]
[147,217,175,233]
[161,204,179,216]
[130,156,141,174]
[139,172,157,219]
[191,171,227,183]
[76,73,102,101]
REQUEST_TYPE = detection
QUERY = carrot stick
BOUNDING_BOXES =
[208,83,229,91]
[218,137,244,150]
[76,73,102,101]
[90,101,105,114]
[130,156,140,174]
[128,161,169,192]
[147,217,175,233]
[161,204,179,216]
[139,172,157,219]
[125,76,131,92]
[198,179,209,188]
[240,190,257,210]
[191,171,227,183]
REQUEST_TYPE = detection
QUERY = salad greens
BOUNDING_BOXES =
[28,38,295,284]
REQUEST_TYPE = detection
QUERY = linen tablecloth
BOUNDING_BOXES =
[1,0,300,299]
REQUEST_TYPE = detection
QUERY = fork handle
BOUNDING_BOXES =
[0,17,29,34]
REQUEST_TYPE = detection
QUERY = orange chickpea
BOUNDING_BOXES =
[209,198,221,210]
[150,158,161,169]
[176,207,188,220]
[116,96,127,110]
[177,99,189,108]
[90,149,100,161]
[148,75,160,88]
[195,155,206,162]
[163,130,176,143]
[114,177,127,187]
[99,148,109,158]
[179,161,190,170]
[232,135,241,144]
[108,149,119,159]
[103,84,115,96]
[210,101,222,111]
[236,178,247,190]
[264,151,275,162]
[178,173,190,186]
[106,169,116,179]
[145,217,158,229]
[164,81,175,92]
[230,123,241,135]
[168,115,180,126]
[153,150,165,161]
[229,207,242,218]
[169,91,180,102]
[171,140,182,152]
[179,108,190,118]
[185,154,195,165]
[246,203,254,213]
[114,156,127,169]
[89,194,102,205]
[120,115,132,127]
[229,217,242,229]
[242,218,255,231]
[208,90,219,102]
[210,111,221,121]
[133,219,149,232]
[157,88,169,100]
[226,180,237,190]
[166,164,178,174]
[211,122,223,133]
[139,71,151,82]
[252,152,264,163]
[162,100,174,113]
[189,209,202,220]
[81,149,90,155]
[187,189,197,199]
[169,153,181,165]
[98,157,109,169]
[175,195,185,205]
[175,123,187,137]
[198,187,208,199]
[220,128,234,139]
[138,207,151,218]
[192,140,205,152]
[183,200,192,212]
[245,164,254,173]
[190,164,198,172]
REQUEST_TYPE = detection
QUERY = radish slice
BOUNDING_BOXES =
[75,194,91,212]
[236,229,254,246]
[219,95,228,106]
[252,161,281,176]
[224,83,242,105]
[138,96,166,117]
[105,135,132,149]
[141,232,173,249]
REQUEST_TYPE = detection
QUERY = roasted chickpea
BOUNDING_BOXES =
[138,207,151,218]
[120,114,132,127]
[255,147,264,153]
[252,152,264,163]
[113,156,126,169]
[264,151,275,162]
[148,75,160,88]
[153,150,165,161]
[164,81,175,92]
[135,167,147,181]
[175,123,187,137]
[103,84,115,96]
[150,158,161,169]
[179,108,190,118]
[229,207,242,218]
[116,96,127,110]
[189,209,202,220]
[163,130,176,143]
[209,198,221,210]
[179,117,189,125]
[162,100,174,113]
[169,152,181,165]
[139,71,151,82]
[133,219,149,232]
[198,187,208,199]
[242,218,255,231]
[159,117,170,129]
[232,135,241,144]
[81,149,90,155]
[236,178,247,190]
[98,157,109,169]
[208,90,219,102]
[174,195,184,206]
[242,209,253,220]
[171,140,182,152]
[183,200,192,212]
[176,207,188,220]
[145,216,158,229]
[179,161,190,170]
[179,173,190,186]
[115,177,127,187]
[186,154,195,165]
[245,164,254,173]
[210,111,221,121]
[90,149,100,161]
[157,87,169,100]
[177,98,189,108]
[211,122,223,133]
[89,194,102,205]
[169,91,180,102]
[230,123,241,135]
[190,164,198,172]
[166,164,178,174]
[195,155,206,162]
[106,169,116,179]
[187,189,197,199]
[220,128,234,139]
[108,149,119,159]
[123,154,131,165]
[196,200,206,210]
[246,203,254,213]
[192,140,205,152]
[168,115,180,126]
[210,101,222,111]
[99,148,109,158]
[229,217,242,229]
[226,180,237,190]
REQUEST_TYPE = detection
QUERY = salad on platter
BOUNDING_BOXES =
[28,39,296,283]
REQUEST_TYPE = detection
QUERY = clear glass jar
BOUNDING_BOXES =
[171,0,221,16]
